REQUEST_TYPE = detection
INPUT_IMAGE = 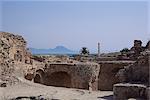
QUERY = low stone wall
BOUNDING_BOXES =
[113,83,146,100]
[97,57,117,61]
[98,61,134,90]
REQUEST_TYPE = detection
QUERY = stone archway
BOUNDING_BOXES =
[34,69,44,84]
[46,71,72,88]
[34,74,41,83]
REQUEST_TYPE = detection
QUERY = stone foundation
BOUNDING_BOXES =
[113,83,146,100]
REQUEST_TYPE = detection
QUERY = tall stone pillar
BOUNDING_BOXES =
[98,42,100,57]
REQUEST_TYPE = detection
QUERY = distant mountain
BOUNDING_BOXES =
[29,46,77,54]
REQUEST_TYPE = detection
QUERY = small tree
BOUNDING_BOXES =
[80,47,89,55]
[120,48,129,53]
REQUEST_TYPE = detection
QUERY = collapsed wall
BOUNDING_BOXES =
[117,52,149,84]
[0,32,32,86]
[98,61,134,90]
[114,51,150,99]
[0,32,31,64]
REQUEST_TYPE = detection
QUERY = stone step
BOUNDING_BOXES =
[113,83,147,100]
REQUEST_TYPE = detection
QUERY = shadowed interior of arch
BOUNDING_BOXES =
[34,74,41,83]
[45,71,72,88]
[34,69,45,84]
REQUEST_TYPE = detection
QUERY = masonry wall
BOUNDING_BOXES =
[0,32,32,85]
[33,62,100,90]
[0,32,31,64]
[113,52,149,99]
[117,53,149,84]
[98,61,134,90]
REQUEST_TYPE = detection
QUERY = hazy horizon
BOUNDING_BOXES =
[0,0,149,53]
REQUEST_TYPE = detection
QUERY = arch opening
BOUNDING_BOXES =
[34,74,41,83]
[46,71,72,88]
[34,69,44,84]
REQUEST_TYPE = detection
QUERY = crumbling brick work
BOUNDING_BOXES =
[117,53,149,84]
[0,32,32,86]
[117,40,149,60]
[0,32,32,64]
[114,51,150,99]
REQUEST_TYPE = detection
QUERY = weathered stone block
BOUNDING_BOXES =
[113,83,146,100]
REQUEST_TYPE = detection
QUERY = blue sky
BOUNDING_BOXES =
[0,0,149,53]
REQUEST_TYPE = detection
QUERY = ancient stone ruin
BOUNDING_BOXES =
[0,32,32,86]
[0,32,149,100]
[114,51,149,99]
[33,62,100,90]
[98,60,135,90]
[117,40,149,60]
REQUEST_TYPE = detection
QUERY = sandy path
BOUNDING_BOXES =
[0,78,113,100]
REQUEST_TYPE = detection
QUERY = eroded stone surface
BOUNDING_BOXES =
[114,48,150,99]
[113,83,146,100]
[0,32,34,86]
[98,61,134,90]
[33,62,100,90]
[117,52,149,85]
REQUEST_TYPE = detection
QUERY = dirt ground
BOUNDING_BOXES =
[0,77,113,100]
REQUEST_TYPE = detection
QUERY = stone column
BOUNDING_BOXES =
[98,42,100,57]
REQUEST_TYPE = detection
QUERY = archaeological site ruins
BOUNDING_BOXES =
[0,32,149,100]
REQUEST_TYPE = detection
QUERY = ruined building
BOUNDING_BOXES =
[0,32,32,86]
[114,51,149,99]
[118,40,150,60]
[0,32,32,64]
[0,32,149,100]
[129,40,144,60]
[33,62,100,90]
[0,32,101,91]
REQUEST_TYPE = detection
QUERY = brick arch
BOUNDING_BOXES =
[44,71,72,88]
[35,69,45,74]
